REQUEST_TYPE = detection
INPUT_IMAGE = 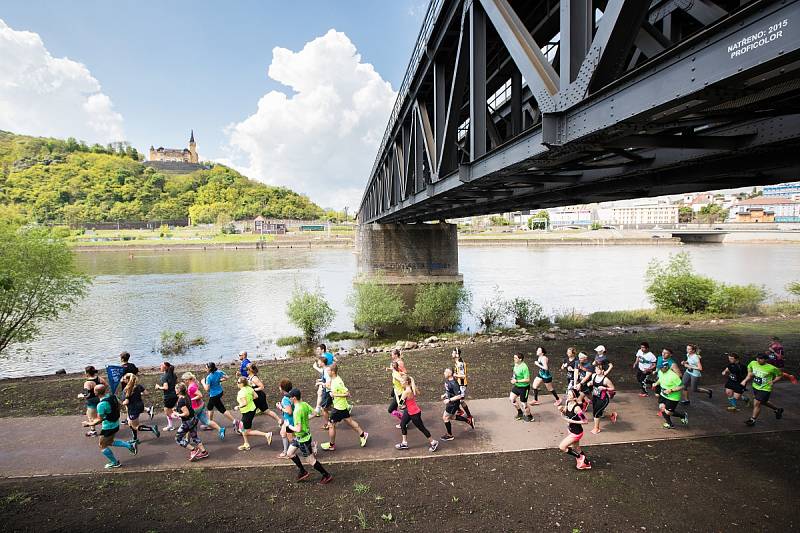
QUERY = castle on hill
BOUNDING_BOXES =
[149,130,198,164]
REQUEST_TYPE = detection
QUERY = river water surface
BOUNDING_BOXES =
[3,244,798,378]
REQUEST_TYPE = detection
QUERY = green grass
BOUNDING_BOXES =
[325,330,370,341]
[275,335,303,347]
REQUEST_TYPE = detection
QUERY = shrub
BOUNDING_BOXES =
[159,330,205,355]
[586,309,656,327]
[286,284,335,342]
[50,226,72,239]
[707,283,767,314]
[788,281,800,298]
[504,296,548,327]
[489,215,510,226]
[276,335,303,346]
[348,279,406,336]
[475,287,509,329]
[645,252,716,313]
[409,283,471,332]
[590,221,603,230]
[326,330,369,341]
[554,309,589,329]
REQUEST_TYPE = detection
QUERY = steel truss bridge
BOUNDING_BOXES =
[357,0,800,224]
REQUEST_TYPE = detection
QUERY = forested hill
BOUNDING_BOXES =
[0,130,324,224]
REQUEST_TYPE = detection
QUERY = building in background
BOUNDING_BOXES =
[688,193,715,212]
[550,205,594,227]
[149,130,198,164]
[611,205,679,225]
[763,181,800,198]
[730,197,800,222]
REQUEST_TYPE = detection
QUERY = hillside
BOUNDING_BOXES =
[0,131,324,224]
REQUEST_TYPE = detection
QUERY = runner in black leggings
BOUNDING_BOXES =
[395,375,439,452]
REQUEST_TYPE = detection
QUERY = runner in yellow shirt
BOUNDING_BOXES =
[319,365,369,452]
[235,377,273,451]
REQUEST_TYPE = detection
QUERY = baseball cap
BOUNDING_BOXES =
[288,387,302,400]
[594,345,606,353]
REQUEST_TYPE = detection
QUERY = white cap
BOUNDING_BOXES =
[594,345,606,353]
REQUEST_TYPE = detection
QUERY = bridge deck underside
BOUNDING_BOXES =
[359,0,800,224]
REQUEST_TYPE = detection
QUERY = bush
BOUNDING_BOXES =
[159,330,206,355]
[645,252,716,313]
[276,335,303,346]
[348,279,406,335]
[708,283,767,314]
[409,283,471,332]
[489,215,510,226]
[554,309,589,329]
[475,287,508,329]
[586,309,656,327]
[504,296,548,327]
[590,221,603,230]
[286,284,335,342]
[788,281,800,298]
[50,226,72,239]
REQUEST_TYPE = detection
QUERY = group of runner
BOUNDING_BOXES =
[79,337,793,478]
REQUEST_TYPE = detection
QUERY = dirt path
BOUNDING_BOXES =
[2,387,798,477]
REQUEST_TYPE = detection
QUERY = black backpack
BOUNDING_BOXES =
[100,395,120,422]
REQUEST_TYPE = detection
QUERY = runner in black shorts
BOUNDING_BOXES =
[247,363,282,427]
[574,352,594,410]
[558,388,591,470]
[509,353,533,422]
[440,368,473,441]
[286,388,333,484]
[722,353,749,412]
[78,366,105,437]
[590,360,618,434]
[154,362,179,431]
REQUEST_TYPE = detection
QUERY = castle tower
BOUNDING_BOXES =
[188,130,198,164]
[149,145,156,161]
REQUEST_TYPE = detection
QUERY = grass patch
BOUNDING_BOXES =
[275,335,303,347]
[325,330,370,341]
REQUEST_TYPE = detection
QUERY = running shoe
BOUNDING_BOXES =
[104,461,122,469]
[359,432,369,447]
[610,412,618,424]
[319,474,334,485]
[456,408,465,417]
[85,430,97,437]
[320,442,336,451]
[153,425,160,438]
[395,424,401,429]
[189,449,199,461]
[590,428,601,435]
[726,406,738,412]
[638,393,648,398]
[680,400,690,406]
[440,434,455,441]
[576,456,592,470]
[467,416,475,429]
[707,390,713,400]
[429,440,439,453]
[195,450,209,460]
[163,425,175,432]
[296,471,311,482]
[128,438,140,445]
[776,407,784,420]
[745,418,756,426]
[391,410,403,420]
[529,400,541,406]
[218,427,226,441]
[312,408,321,418]
[395,442,409,450]
[129,441,138,455]
[554,398,563,407]
[790,374,798,385]
[237,444,251,451]
[147,405,155,420]
[681,413,689,425]
[515,413,524,421]
[266,431,273,446]
[523,415,534,423]
[662,423,675,429]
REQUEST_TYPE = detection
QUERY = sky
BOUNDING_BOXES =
[0,0,430,210]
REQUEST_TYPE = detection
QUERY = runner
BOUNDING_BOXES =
[451,348,474,421]
[680,344,712,405]
[313,344,336,417]
[235,377,273,451]
[561,347,579,396]
[742,353,784,426]
[77,365,106,437]
[203,362,241,432]
[590,359,618,434]
[315,354,333,429]
[574,352,594,410]
[441,368,473,440]
[276,378,294,457]
[81,383,137,468]
[237,351,251,378]
[594,345,614,375]
[654,360,688,429]
[154,362,180,431]
[181,372,225,440]
[558,388,591,470]
[247,363,283,427]
[509,353,533,422]
[766,337,798,384]
[387,349,407,421]
[174,382,209,461]
[632,342,657,397]
[285,388,333,484]
[528,346,561,407]
[120,351,138,376]
[396,374,438,452]
[653,348,681,415]
[121,373,159,443]
[319,364,368,451]
[722,353,749,412]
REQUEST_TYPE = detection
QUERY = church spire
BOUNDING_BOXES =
[189,129,195,144]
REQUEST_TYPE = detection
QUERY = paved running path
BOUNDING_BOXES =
[1,388,798,477]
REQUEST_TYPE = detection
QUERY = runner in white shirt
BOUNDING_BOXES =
[632,341,657,397]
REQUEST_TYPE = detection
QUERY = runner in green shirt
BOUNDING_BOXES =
[320,364,369,451]
[742,353,784,426]
[653,361,688,429]
[285,388,333,484]
[508,353,533,422]
[235,377,273,451]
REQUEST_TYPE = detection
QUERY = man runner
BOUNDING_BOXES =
[653,360,688,429]
[286,388,333,484]
[632,342,657,397]
[82,383,137,468]
[320,364,368,451]
[722,353,749,411]
[441,368,473,441]
[509,353,533,422]
[742,353,784,426]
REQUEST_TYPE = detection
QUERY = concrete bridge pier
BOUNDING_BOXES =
[355,222,463,308]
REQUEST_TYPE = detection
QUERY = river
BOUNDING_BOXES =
[3,243,798,378]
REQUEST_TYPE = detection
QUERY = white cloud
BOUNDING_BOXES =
[222,29,396,210]
[0,19,124,143]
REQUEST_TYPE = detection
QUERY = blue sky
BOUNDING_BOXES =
[0,0,428,208]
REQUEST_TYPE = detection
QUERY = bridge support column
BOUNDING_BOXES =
[355,222,463,309]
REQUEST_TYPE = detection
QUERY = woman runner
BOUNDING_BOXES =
[82,383,137,468]
[174,382,209,461]
[558,388,591,470]
[247,363,283,427]
[154,362,180,431]
[235,377,273,451]
[78,365,106,437]
[529,346,561,407]
[203,362,241,432]
[451,348,473,421]
[396,375,439,452]
[722,353,750,412]
[680,344,712,405]
[122,373,159,443]
[181,372,225,440]
[590,360,618,434]
[560,347,578,397]
[387,349,407,421]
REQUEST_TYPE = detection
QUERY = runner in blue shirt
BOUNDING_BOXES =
[203,362,241,432]
[238,351,252,378]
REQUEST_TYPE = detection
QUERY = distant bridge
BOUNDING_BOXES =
[358,0,800,224]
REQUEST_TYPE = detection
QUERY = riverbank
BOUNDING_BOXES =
[2,315,796,418]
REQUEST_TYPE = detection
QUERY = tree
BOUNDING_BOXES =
[348,279,405,335]
[528,210,549,230]
[697,204,728,223]
[645,252,715,313]
[285,284,335,342]
[0,224,91,354]
[678,206,694,223]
